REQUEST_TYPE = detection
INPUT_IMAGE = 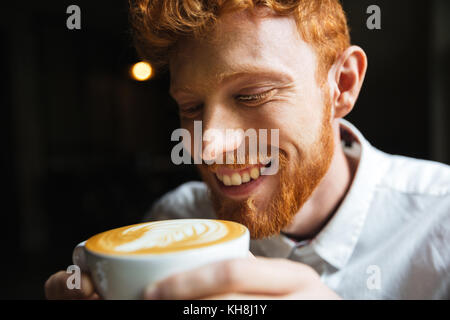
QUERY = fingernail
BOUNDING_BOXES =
[144,284,160,300]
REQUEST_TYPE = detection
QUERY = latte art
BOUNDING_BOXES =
[85,219,247,255]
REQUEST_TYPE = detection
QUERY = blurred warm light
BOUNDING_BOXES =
[131,61,152,81]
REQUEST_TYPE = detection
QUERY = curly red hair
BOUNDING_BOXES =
[129,0,350,80]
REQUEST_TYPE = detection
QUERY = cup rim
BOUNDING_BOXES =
[83,228,250,261]
[82,219,249,259]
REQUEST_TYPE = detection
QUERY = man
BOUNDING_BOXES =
[45,0,450,299]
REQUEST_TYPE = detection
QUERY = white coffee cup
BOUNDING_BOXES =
[72,219,250,300]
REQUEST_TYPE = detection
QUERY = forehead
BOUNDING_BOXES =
[169,8,317,94]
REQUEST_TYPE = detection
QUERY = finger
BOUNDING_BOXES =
[44,271,96,300]
[285,286,342,300]
[44,271,95,300]
[86,293,101,300]
[201,292,282,300]
[206,290,340,300]
[144,257,318,300]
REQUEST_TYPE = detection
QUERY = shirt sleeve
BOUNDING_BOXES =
[429,201,450,299]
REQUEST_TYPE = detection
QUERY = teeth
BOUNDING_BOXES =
[216,166,262,186]
[250,167,260,180]
[231,173,242,186]
[223,175,231,186]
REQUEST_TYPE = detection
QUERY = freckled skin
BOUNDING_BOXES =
[170,10,329,237]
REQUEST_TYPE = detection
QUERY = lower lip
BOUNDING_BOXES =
[216,174,267,199]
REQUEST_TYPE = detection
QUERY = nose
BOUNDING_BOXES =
[201,102,244,163]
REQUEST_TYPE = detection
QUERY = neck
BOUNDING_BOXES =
[281,121,357,241]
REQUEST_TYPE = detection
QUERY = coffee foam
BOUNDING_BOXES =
[85,219,247,255]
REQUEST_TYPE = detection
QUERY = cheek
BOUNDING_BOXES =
[281,96,326,150]
[268,109,323,159]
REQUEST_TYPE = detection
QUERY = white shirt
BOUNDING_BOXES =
[143,120,450,300]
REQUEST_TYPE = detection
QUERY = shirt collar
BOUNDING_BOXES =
[309,119,390,269]
[251,119,390,269]
[250,233,296,258]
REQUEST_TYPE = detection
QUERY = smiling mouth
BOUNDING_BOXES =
[211,160,272,197]
[215,165,264,186]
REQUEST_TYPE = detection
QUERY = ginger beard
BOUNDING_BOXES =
[198,95,335,239]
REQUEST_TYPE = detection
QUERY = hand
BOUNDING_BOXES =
[143,257,341,300]
[44,271,100,300]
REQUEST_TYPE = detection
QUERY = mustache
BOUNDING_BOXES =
[200,148,286,173]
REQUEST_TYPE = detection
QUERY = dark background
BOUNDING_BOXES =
[1,1,449,299]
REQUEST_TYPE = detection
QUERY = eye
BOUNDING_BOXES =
[235,89,276,106]
[179,104,203,119]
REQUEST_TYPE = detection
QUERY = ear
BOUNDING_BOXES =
[328,46,367,119]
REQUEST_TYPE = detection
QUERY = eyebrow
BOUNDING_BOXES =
[216,65,293,85]
[170,65,294,98]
